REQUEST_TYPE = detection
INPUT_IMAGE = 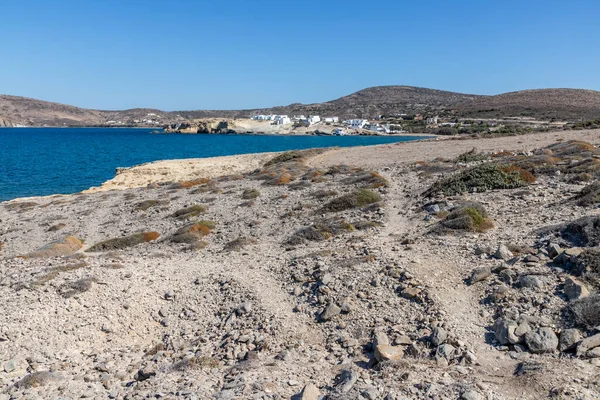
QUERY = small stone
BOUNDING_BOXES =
[320,302,341,322]
[577,333,600,356]
[519,275,544,289]
[321,273,333,285]
[436,344,456,360]
[560,329,582,352]
[361,385,379,400]
[240,301,252,313]
[164,289,175,301]
[373,331,390,347]
[374,345,404,362]
[431,327,447,346]
[564,277,590,301]
[547,243,562,259]
[470,266,491,284]
[524,328,558,353]
[494,318,515,345]
[494,244,514,260]
[299,383,320,400]
[400,287,421,299]
[135,366,156,381]
[393,335,412,346]
[4,359,17,373]
[336,369,358,393]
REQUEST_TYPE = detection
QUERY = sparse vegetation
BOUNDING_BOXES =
[60,277,96,298]
[171,221,215,244]
[575,182,600,206]
[435,202,494,233]
[455,148,489,163]
[312,189,338,199]
[344,171,389,188]
[86,232,160,252]
[172,205,208,219]
[175,178,212,189]
[287,218,356,245]
[24,236,83,258]
[241,189,260,199]
[14,371,56,389]
[223,237,258,252]
[322,189,382,212]
[572,248,600,290]
[136,199,161,211]
[424,163,534,196]
[568,294,600,329]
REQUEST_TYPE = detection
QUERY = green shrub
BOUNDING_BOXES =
[438,202,493,232]
[424,163,534,196]
[136,199,161,211]
[86,232,160,252]
[455,148,489,163]
[322,189,382,212]
[264,151,303,166]
[224,237,258,252]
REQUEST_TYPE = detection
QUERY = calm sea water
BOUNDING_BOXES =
[0,128,427,201]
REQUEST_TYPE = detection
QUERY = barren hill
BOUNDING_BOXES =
[1,86,599,127]
[458,88,600,120]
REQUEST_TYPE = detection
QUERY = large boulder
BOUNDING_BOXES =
[524,328,558,353]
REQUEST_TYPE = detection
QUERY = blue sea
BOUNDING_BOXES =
[0,128,427,201]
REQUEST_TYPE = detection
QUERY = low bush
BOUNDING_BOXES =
[14,371,57,389]
[568,294,600,329]
[86,232,160,252]
[32,261,88,287]
[24,236,83,258]
[455,148,489,163]
[288,181,312,191]
[287,218,355,245]
[344,171,389,188]
[264,151,304,166]
[322,189,382,212]
[60,277,96,298]
[575,182,600,206]
[5,201,39,212]
[424,163,534,196]
[558,216,600,247]
[171,221,215,244]
[437,202,493,232]
[136,199,162,211]
[241,189,260,199]
[175,178,212,189]
[312,189,338,199]
[224,237,258,252]
[172,205,207,219]
[572,248,600,290]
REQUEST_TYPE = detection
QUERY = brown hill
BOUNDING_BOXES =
[1,86,599,127]
[458,88,600,120]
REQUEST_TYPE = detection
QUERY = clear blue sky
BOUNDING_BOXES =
[1,0,599,110]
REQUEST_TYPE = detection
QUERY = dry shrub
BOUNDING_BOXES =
[136,199,162,211]
[172,356,221,371]
[501,165,537,183]
[568,173,593,183]
[352,220,382,230]
[264,151,304,166]
[176,178,211,188]
[224,237,258,252]
[60,277,96,298]
[312,189,338,199]
[14,371,57,389]
[24,236,83,258]
[575,182,600,206]
[557,216,600,247]
[288,181,312,190]
[4,201,38,212]
[547,140,598,156]
[436,202,493,233]
[0,242,4,251]
[242,189,260,199]
[32,261,88,287]
[455,148,489,163]
[344,171,389,188]
[491,151,515,158]
[568,294,600,329]
[572,248,600,290]
[271,172,293,185]
[287,218,355,245]
[239,200,255,207]
[172,205,207,219]
[322,189,382,212]
[86,232,160,252]
[171,221,215,244]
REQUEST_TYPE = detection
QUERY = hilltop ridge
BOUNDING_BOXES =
[1,86,599,127]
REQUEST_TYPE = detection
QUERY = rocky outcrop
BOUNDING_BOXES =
[0,117,13,127]
[164,119,236,134]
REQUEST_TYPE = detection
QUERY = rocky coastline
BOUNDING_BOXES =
[1,129,600,399]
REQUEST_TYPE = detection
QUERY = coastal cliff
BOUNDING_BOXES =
[0,117,14,127]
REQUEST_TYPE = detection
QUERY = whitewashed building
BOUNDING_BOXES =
[324,117,339,123]
[273,115,291,125]
[348,119,368,129]
[307,115,321,125]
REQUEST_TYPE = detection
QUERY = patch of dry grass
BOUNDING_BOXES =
[172,205,208,219]
[322,189,382,212]
[223,237,258,252]
[86,232,160,252]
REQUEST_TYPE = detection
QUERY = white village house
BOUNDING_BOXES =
[347,119,369,129]
[307,115,321,125]
[273,115,291,125]
[324,116,339,123]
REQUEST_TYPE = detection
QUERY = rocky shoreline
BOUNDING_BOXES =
[1,129,600,399]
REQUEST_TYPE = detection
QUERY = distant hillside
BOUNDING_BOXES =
[1,86,599,127]
[458,89,600,120]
